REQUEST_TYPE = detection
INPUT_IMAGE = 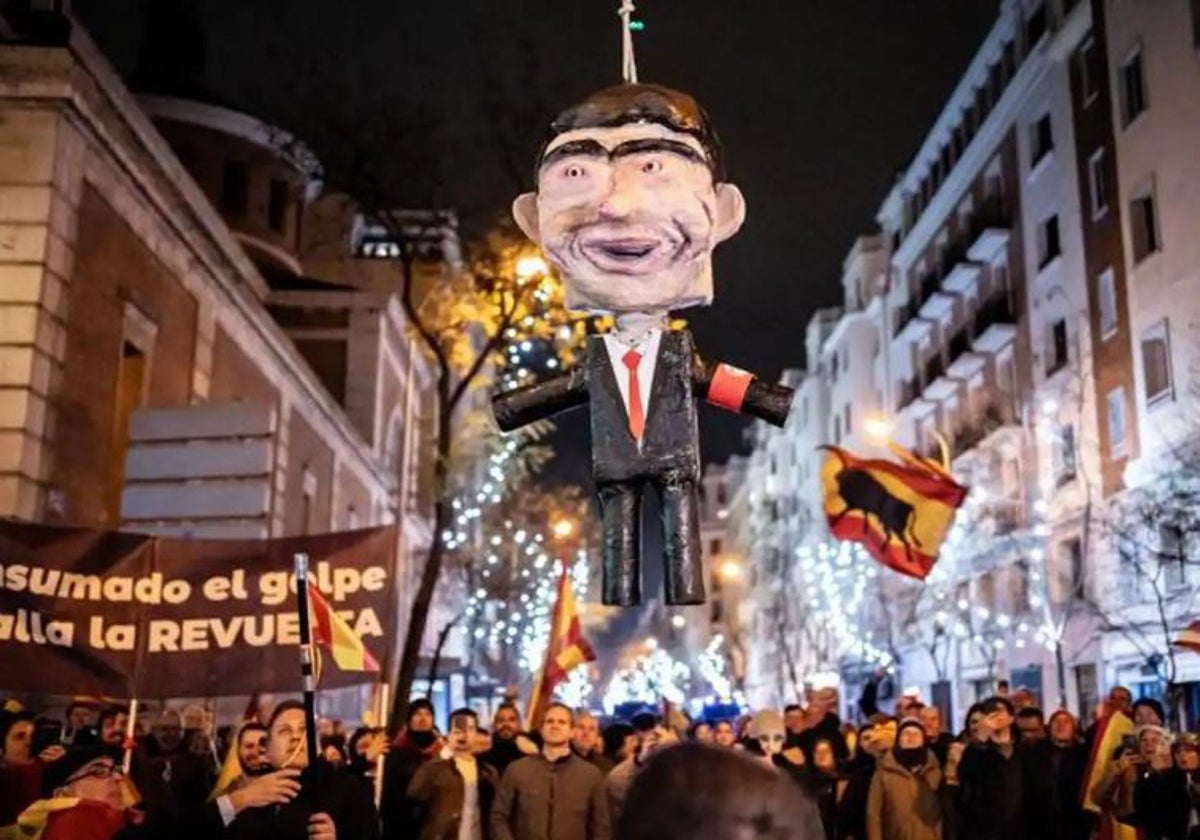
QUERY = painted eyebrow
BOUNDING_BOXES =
[609,138,707,165]
[539,139,609,171]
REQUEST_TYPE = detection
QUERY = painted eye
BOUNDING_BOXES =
[563,164,586,178]
[641,158,664,174]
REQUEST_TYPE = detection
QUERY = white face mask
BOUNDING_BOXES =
[757,731,786,757]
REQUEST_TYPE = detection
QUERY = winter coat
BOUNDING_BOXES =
[1130,768,1191,840]
[381,730,443,840]
[954,740,1040,840]
[840,754,877,840]
[407,756,499,840]
[490,752,609,840]
[200,760,380,840]
[866,750,944,840]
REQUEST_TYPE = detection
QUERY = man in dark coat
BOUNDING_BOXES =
[493,83,794,608]
[201,700,379,840]
[479,703,534,779]
[382,697,442,840]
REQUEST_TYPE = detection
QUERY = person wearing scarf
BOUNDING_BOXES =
[381,698,443,840]
[10,745,146,840]
[866,718,946,840]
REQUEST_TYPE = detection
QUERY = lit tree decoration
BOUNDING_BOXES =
[795,540,894,665]
[603,647,692,712]
[697,634,734,699]
[555,665,596,710]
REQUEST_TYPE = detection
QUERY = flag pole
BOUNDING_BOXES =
[122,698,139,775]
[374,681,389,808]
[294,553,320,769]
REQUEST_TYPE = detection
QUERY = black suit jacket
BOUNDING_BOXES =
[493,329,792,484]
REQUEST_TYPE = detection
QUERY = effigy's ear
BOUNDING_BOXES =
[712,183,746,244]
[512,193,540,242]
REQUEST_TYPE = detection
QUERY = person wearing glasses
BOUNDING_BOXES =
[10,744,146,840]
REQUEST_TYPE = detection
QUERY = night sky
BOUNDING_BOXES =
[76,0,999,473]
[71,0,1001,657]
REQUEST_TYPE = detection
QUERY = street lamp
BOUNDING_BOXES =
[863,413,894,444]
[671,615,686,629]
[551,519,574,540]
[516,254,549,283]
[716,558,743,583]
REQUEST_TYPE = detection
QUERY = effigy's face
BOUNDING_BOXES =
[514,122,745,314]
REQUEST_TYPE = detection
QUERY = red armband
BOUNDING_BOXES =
[707,363,754,413]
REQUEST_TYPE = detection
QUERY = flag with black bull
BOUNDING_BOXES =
[820,445,968,580]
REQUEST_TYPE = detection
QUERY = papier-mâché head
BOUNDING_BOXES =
[513,84,746,315]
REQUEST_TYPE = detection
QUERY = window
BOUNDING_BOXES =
[1030,113,1053,166]
[1088,149,1109,218]
[220,161,249,215]
[1075,664,1098,725]
[844,404,852,435]
[1097,268,1118,339]
[833,416,842,444]
[267,179,289,233]
[1160,525,1186,590]
[1141,319,1174,405]
[1055,423,1077,485]
[1060,537,1084,596]
[1038,214,1061,269]
[978,572,996,610]
[1130,188,1161,262]
[709,538,723,556]
[1046,318,1069,375]
[1077,38,1099,106]
[1120,48,1147,126]
[1010,561,1030,613]
[1026,3,1048,47]
[1107,387,1128,457]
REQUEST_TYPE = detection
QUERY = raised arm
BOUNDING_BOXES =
[692,358,794,428]
[492,367,588,432]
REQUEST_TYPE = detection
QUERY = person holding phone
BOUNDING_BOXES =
[1,712,66,827]
[407,708,498,840]
[1125,725,1191,840]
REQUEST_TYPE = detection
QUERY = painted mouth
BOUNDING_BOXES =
[577,232,686,274]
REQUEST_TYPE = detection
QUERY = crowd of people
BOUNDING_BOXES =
[2,680,1199,839]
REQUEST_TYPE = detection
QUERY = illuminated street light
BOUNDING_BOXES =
[717,558,743,583]
[645,636,658,651]
[863,413,894,443]
[552,519,574,539]
[515,254,549,282]
[670,615,686,629]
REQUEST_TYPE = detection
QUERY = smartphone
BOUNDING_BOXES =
[1119,734,1139,755]
[31,720,63,755]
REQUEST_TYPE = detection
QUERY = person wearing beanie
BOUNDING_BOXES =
[381,698,442,840]
[866,718,945,840]
[12,744,146,840]
[601,722,636,768]
[1132,697,1166,727]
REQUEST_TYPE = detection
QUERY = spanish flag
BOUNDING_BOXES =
[1081,710,1140,840]
[820,445,967,580]
[308,585,380,673]
[526,566,596,730]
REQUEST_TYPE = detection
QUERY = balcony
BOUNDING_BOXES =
[896,377,921,412]
[893,298,921,338]
[972,293,1017,353]
[948,403,1016,458]
[923,354,945,387]
[967,199,1012,262]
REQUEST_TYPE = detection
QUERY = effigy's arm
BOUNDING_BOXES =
[491,367,588,432]
[693,356,794,427]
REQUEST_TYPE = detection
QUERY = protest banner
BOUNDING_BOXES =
[0,519,397,697]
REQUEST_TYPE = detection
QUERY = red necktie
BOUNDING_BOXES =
[622,348,645,442]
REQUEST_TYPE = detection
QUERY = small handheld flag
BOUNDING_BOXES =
[820,445,968,580]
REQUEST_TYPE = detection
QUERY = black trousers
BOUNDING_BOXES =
[597,472,704,606]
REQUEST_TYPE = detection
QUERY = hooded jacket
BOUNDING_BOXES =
[866,749,945,840]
